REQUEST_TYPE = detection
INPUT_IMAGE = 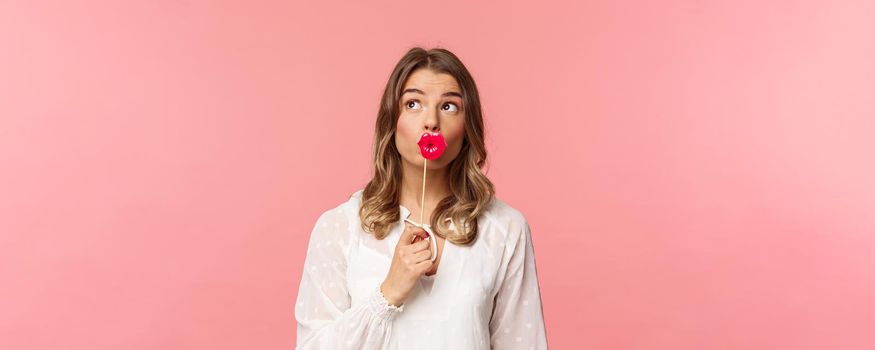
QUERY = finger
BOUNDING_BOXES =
[414,259,434,273]
[408,239,431,253]
[410,249,432,263]
[411,234,422,243]
[399,223,417,245]
[405,227,428,244]
[401,238,431,255]
[411,228,429,242]
[403,240,429,254]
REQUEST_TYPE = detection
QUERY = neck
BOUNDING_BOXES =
[399,159,451,214]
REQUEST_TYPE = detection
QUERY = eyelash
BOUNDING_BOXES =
[404,99,459,111]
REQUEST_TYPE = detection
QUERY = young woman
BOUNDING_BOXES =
[295,47,548,349]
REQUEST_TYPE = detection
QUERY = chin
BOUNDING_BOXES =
[425,160,449,169]
[405,156,446,169]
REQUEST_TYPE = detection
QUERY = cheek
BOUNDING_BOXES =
[444,121,465,147]
[395,117,417,145]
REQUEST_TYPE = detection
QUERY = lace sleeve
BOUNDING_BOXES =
[295,208,403,348]
[489,218,549,349]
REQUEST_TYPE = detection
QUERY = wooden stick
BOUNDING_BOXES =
[420,158,427,225]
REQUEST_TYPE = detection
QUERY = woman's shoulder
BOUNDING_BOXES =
[323,187,365,209]
[304,190,366,252]
[480,196,535,256]
[462,195,531,246]
[349,188,365,202]
[483,195,526,222]
[311,189,363,228]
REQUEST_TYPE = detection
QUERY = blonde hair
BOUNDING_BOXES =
[358,47,495,245]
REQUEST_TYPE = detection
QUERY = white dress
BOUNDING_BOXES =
[294,189,548,349]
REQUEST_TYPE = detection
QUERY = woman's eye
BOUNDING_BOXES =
[442,102,459,112]
[405,100,421,110]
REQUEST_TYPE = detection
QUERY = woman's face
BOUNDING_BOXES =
[395,68,466,170]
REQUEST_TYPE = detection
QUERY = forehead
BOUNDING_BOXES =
[402,69,461,93]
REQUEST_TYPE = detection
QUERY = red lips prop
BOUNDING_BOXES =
[417,132,447,160]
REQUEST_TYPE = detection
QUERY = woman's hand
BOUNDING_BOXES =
[380,222,433,307]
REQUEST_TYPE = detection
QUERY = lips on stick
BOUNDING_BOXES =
[402,132,447,262]
[417,131,447,161]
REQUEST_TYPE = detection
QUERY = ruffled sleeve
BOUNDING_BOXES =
[489,217,549,349]
[295,207,404,349]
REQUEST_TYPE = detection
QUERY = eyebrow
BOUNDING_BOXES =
[401,88,463,99]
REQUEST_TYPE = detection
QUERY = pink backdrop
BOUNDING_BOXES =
[2,1,874,349]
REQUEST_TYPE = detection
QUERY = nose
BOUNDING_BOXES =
[423,107,440,133]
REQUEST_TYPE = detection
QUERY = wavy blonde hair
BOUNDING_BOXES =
[358,47,495,245]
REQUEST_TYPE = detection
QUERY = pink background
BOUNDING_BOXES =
[2,0,874,349]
